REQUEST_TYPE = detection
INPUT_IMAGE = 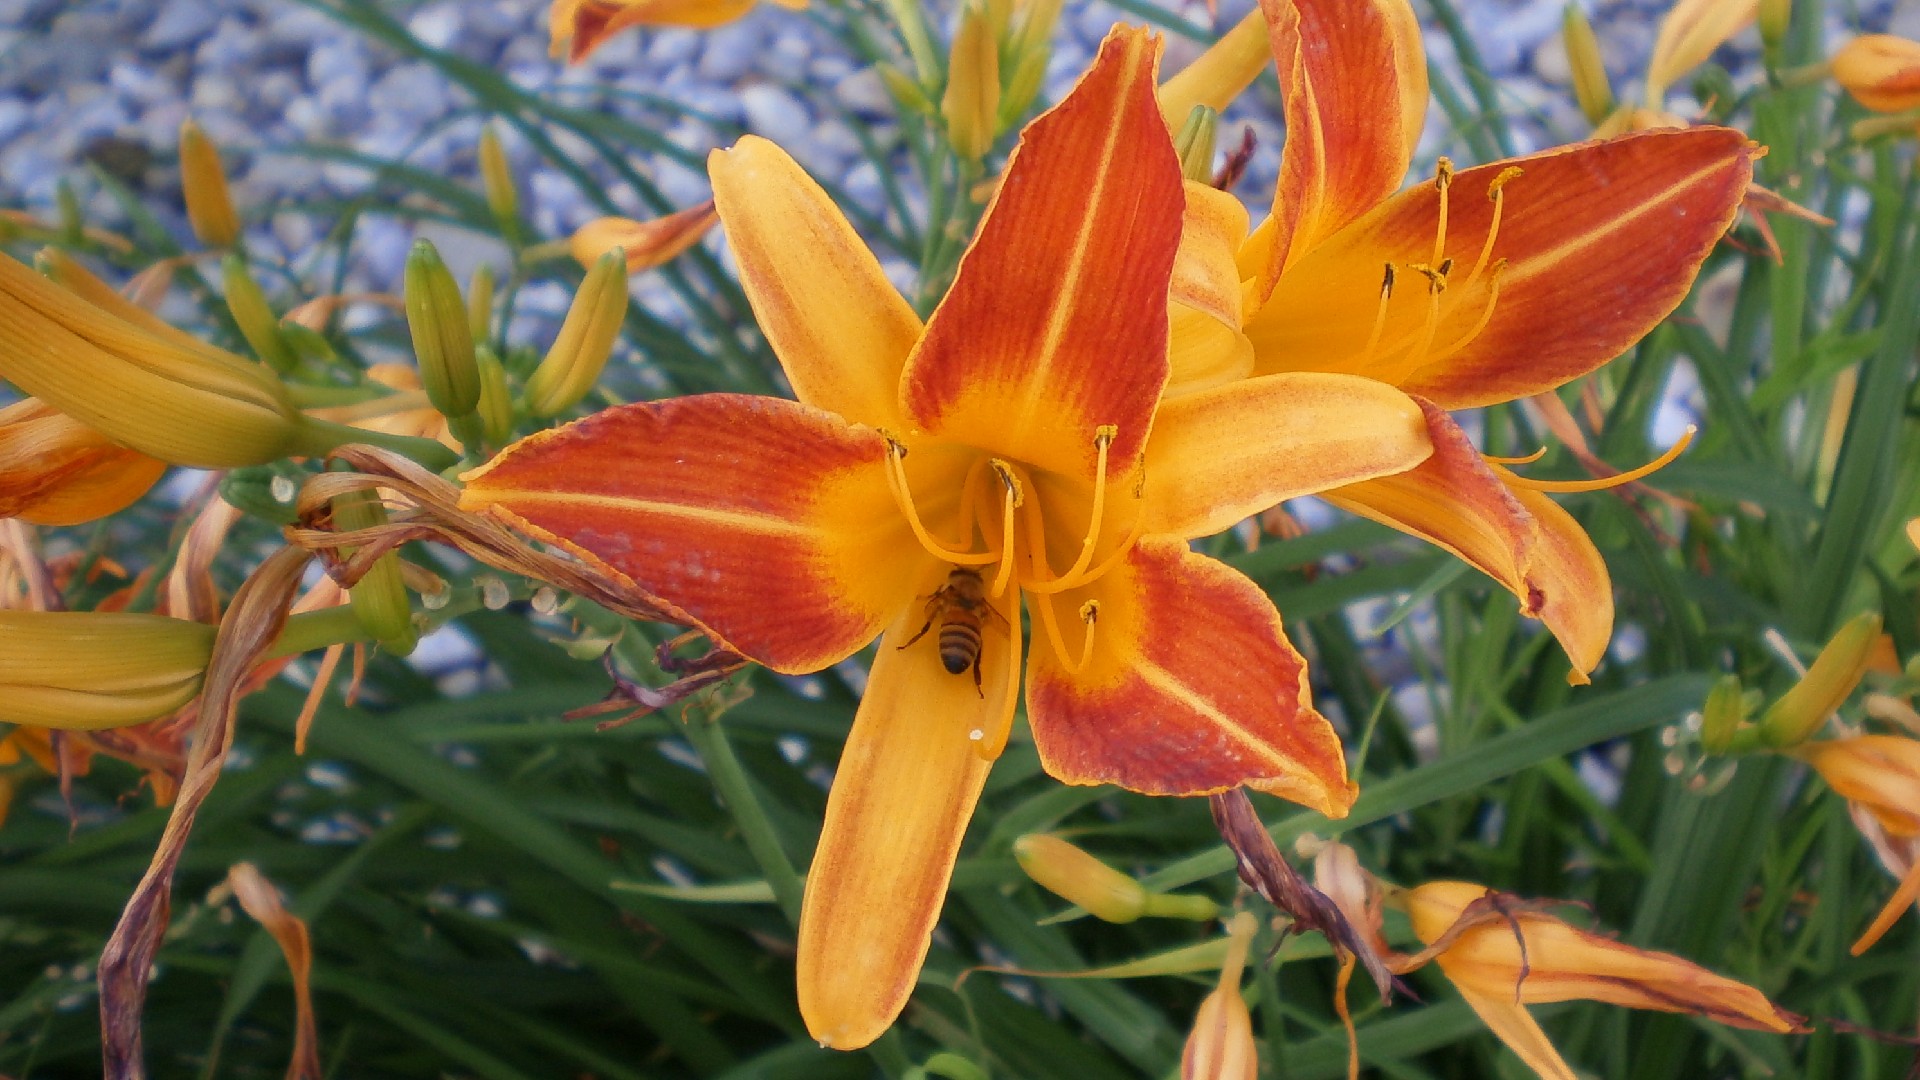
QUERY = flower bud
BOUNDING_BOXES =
[1014,834,1218,922]
[0,398,167,525]
[478,123,519,234]
[942,6,1001,161]
[0,252,306,468]
[404,239,482,421]
[1173,106,1219,183]
[1700,673,1750,753]
[468,262,496,345]
[0,611,216,730]
[1758,0,1790,52]
[1159,11,1269,127]
[877,64,937,116]
[1645,0,1759,104]
[1182,912,1258,1080]
[567,202,718,275]
[1563,4,1617,127]
[222,254,299,373]
[331,488,418,655]
[999,0,1064,124]
[179,118,240,249]
[1832,34,1920,113]
[523,248,629,417]
[1760,612,1883,747]
[475,347,515,447]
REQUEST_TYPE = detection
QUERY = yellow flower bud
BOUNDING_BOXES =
[1833,34,1920,113]
[1173,105,1219,183]
[1760,612,1884,747]
[567,202,718,275]
[404,239,482,421]
[475,346,515,446]
[1158,11,1270,127]
[1758,0,1790,52]
[1645,0,1759,105]
[1563,3,1617,127]
[222,254,299,373]
[999,0,1063,125]
[1182,912,1258,1080]
[478,123,519,233]
[332,489,418,655]
[942,6,1001,161]
[0,611,216,730]
[0,252,306,468]
[179,118,241,249]
[523,248,629,417]
[468,262,496,345]
[1013,834,1219,923]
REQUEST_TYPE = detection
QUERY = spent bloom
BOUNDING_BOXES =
[461,26,1437,1048]
[1162,0,1754,682]
[1795,734,1920,953]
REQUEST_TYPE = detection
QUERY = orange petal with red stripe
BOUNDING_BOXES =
[710,136,923,429]
[458,395,927,673]
[1323,403,1611,682]
[1140,371,1430,540]
[551,0,757,62]
[1025,536,1354,816]
[797,596,1016,1049]
[900,26,1183,482]
[1247,128,1757,408]
[0,399,165,526]
[1253,0,1428,296]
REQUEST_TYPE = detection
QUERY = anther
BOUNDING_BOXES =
[1356,263,1397,370]
[987,458,1024,599]
[1071,600,1101,672]
[1466,167,1524,285]
[1430,157,1456,267]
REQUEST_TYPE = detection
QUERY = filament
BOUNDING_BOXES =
[882,437,998,566]
[1483,446,1549,466]
[1053,426,1116,585]
[1430,157,1455,268]
[1465,166,1523,286]
[1030,591,1098,675]
[1495,426,1696,492]
[988,459,1023,598]
[1355,263,1396,371]
[1426,259,1508,367]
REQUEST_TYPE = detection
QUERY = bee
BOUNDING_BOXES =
[899,567,1009,695]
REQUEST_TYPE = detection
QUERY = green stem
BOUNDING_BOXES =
[295,416,461,472]
[267,606,373,658]
[677,690,809,926]
[285,383,393,408]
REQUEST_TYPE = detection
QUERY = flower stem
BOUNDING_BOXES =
[267,606,372,658]
[678,686,808,926]
[295,416,460,472]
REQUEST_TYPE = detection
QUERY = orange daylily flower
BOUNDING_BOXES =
[1796,734,1920,953]
[0,398,168,525]
[1169,0,1757,682]
[461,27,1437,1049]
[549,0,807,64]
[1401,881,1803,1079]
[568,201,718,273]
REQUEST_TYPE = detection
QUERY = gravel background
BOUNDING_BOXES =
[2,0,1912,304]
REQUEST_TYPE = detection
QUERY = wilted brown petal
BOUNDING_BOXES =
[227,862,321,1080]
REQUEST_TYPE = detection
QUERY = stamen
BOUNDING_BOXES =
[1071,601,1101,671]
[988,459,1024,598]
[1429,157,1455,268]
[952,455,993,552]
[1494,426,1696,492]
[1427,259,1508,365]
[881,436,998,567]
[1031,593,1099,675]
[972,589,1024,762]
[1483,445,1549,466]
[1023,504,1146,594]
[1053,426,1117,586]
[1465,166,1524,285]
[1031,589,1079,673]
[1386,264,1447,382]
[1356,263,1396,370]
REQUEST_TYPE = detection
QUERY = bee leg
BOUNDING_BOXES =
[897,615,936,650]
[972,652,985,698]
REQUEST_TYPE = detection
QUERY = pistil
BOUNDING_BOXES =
[1493,426,1696,492]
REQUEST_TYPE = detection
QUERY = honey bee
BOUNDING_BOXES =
[899,567,1009,695]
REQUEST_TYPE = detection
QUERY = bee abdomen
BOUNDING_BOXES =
[938,622,982,675]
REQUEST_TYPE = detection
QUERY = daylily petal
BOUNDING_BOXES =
[1246,128,1757,407]
[1645,0,1759,104]
[568,202,719,274]
[797,594,1016,1049]
[1172,181,1252,329]
[1254,0,1428,296]
[458,394,927,673]
[1158,10,1271,126]
[1323,403,1610,682]
[1447,980,1581,1080]
[900,26,1183,482]
[710,136,922,429]
[552,0,758,62]
[0,399,166,526]
[1800,735,1920,837]
[1167,304,1256,398]
[1140,372,1431,539]
[1025,536,1355,816]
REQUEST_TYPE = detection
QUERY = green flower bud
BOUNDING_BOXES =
[523,248,629,417]
[403,239,481,421]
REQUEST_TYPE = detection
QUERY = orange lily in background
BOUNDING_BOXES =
[549,0,807,64]
[1796,734,1920,953]
[0,398,167,525]
[1831,34,1920,113]
[461,27,1438,1048]
[1401,881,1804,1079]
[1171,0,1756,682]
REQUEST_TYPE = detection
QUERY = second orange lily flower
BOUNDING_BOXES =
[461,26,1437,1049]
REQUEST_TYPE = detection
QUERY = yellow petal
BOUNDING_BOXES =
[1158,10,1271,125]
[709,136,922,429]
[1140,372,1430,540]
[1171,181,1251,330]
[796,595,1016,1049]
[1645,0,1759,103]
[1446,979,1581,1080]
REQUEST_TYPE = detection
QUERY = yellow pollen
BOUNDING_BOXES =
[1072,601,1101,671]
[1495,425,1696,492]
[881,436,998,567]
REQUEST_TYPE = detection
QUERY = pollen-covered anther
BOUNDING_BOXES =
[1466,167,1524,286]
[1494,425,1697,493]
